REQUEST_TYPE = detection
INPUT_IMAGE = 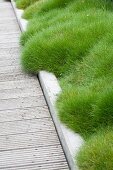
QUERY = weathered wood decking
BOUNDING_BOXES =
[0,1,69,169]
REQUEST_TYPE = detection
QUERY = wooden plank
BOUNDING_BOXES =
[0,118,55,135]
[0,55,19,60]
[0,42,19,48]
[0,88,43,100]
[0,131,59,151]
[0,106,50,122]
[0,37,20,44]
[0,66,21,74]
[0,1,11,5]
[5,162,69,170]
[0,73,35,82]
[0,96,47,111]
[0,30,19,38]
[0,107,50,122]
[0,24,19,33]
[0,5,13,10]
[0,79,40,90]
[0,59,19,67]
[0,10,15,18]
[0,145,66,169]
[0,47,20,55]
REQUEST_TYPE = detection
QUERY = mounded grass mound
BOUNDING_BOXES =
[22,0,45,19]
[77,128,113,170]
[16,0,40,9]
[23,0,74,18]
[21,8,61,45]
[57,32,113,137]
[68,0,113,12]
[21,0,112,45]
[93,87,113,128]
[57,87,97,137]
[21,9,113,77]
[23,0,113,19]
[57,79,113,138]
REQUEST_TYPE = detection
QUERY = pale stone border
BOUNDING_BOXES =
[11,1,84,169]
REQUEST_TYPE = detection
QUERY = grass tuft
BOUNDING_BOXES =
[58,32,113,137]
[21,9,113,76]
[77,127,113,170]
[23,0,74,18]
[16,0,40,9]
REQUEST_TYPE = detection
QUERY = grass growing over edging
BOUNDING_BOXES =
[57,32,113,138]
[21,8,61,45]
[77,128,113,170]
[57,87,98,137]
[23,0,74,18]
[21,9,113,76]
[21,7,112,46]
[22,0,45,19]
[57,79,113,137]
[21,0,113,138]
[19,0,113,168]
[16,0,40,9]
[23,0,113,19]
[21,0,113,43]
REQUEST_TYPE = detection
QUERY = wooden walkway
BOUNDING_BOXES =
[0,1,69,169]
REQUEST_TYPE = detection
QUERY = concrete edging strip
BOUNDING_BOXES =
[11,1,84,169]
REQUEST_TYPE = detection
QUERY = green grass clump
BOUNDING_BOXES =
[94,87,113,128]
[22,0,45,19]
[21,0,113,45]
[21,10,113,77]
[57,32,113,137]
[21,9,61,44]
[57,87,97,137]
[16,0,40,9]
[21,8,112,45]
[23,0,74,18]
[57,79,113,137]
[23,0,113,19]
[68,0,113,12]
[77,128,113,170]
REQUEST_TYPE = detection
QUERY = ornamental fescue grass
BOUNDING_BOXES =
[58,32,113,138]
[21,10,113,76]
[16,0,40,9]
[23,0,74,18]
[19,0,113,169]
[77,127,113,170]
[22,0,45,19]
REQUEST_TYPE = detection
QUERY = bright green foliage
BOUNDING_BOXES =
[23,0,113,19]
[16,0,40,9]
[22,0,45,19]
[21,0,113,138]
[21,7,112,45]
[57,87,97,137]
[19,0,113,168]
[21,9,60,44]
[21,10,113,76]
[77,128,113,170]
[58,32,113,137]
[68,0,113,12]
[22,0,74,19]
